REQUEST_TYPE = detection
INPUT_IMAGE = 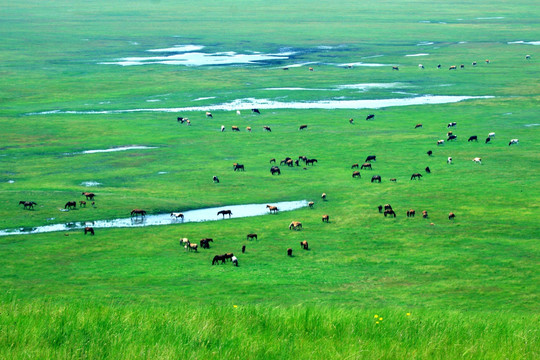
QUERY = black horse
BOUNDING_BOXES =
[410,173,423,180]
[270,166,281,175]
[217,210,232,218]
[468,135,478,142]
[252,108,261,114]
[233,164,245,171]
[131,209,146,217]
[365,155,376,162]
[84,227,95,235]
[306,158,317,166]
[64,201,77,209]
[366,114,375,120]
[212,255,226,265]
[371,175,381,183]
[19,201,37,210]
[213,176,220,183]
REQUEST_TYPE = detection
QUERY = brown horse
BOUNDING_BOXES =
[371,175,381,183]
[352,171,361,178]
[131,209,146,217]
[422,210,428,218]
[410,173,423,180]
[19,201,37,210]
[322,214,329,222]
[306,159,317,166]
[82,192,95,200]
[448,212,455,220]
[308,201,314,208]
[266,205,279,214]
[270,158,276,163]
[217,210,232,218]
[84,227,94,235]
[300,241,309,250]
[361,163,372,170]
[65,201,77,209]
[212,254,226,265]
[351,163,359,169]
[247,233,258,241]
[79,201,86,207]
[289,221,302,230]
[384,209,396,218]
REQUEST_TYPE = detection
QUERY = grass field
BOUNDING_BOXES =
[1,0,539,358]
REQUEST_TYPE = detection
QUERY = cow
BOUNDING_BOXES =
[263,126,272,132]
[509,139,519,146]
[352,171,361,178]
[472,157,482,164]
[410,173,423,180]
[231,126,240,132]
[448,135,457,141]
[468,136,478,142]
[299,125,308,130]
[252,108,260,114]
[366,114,375,120]
[361,163,372,170]
[371,175,381,183]
[365,155,376,162]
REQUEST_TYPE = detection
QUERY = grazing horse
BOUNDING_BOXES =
[351,163,359,169]
[488,132,495,138]
[294,159,300,166]
[447,157,453,164]
[82,192,95,200]
[270,158,276,164]
[427,150,433,156]
[410,173,423,180]
[300,241,309,250]
[200,238,213,249]
[266,205,279,214]
[448,212,456,220]
[287,248,293,256]
[460,64,465,69]
[437,64,441,68]
[79,201,86,207]
[306,159,317,166]
[280,157,292,165]
[425,167,431,174]
[180,238,189,246]
[252,108,260,114]
[19,201,37,210]
[186,241,198,252]
[322,214,329,222]
[177,117,186,123]
[447,122,457,128]
[212,254,226,265]
[392,66,399,71]
[509,139,519,146]
[286,159,294,167]
[390,178,397,182]
[365,155,376,162]
[418,64,424,69]
[371,175,381,183]
[170,212,184,221]
[384,209,396,218]
[299,125,308,130]
[447,135,457,141]
[437,140,445,146]
[468,136,478,142]
[349,118,354,124]
[449,65,457,70]
[352,171,361,178]
[231,126,240,132]
[407,209,415,217]
[289,221,302,230]
[422,210,428,219]
[361,163,372,170]
[415,124,423,129]
[131,209,146,217]
[308,201,314,208]
[526,55,531,60]
[472,61,477,66]
[321,193,326,200]
[247,233,257,241]
[242,245,246,253]
[221,125,225,132]
[378,205,383,213]
[472,157,482,164]
[309,67,314,71]
[233,164,245,171]
[366,114,375,120]
[213,176,220,183]
[246,127,251,132]
[84,227,94,235]
[217,210,232,218]
[270,166,281,175]
[485,137,491,144]
[263,126,272,132]
[206,112,213,118]
[485,59,490,64]
[65,201,77,209]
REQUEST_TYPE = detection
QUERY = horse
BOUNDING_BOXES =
[468,136,478,142]
[526,55,531,60]
[460,64,465,69]
[437,64,441,69]
[270,166,281,175]
[287,248,293,256]
[351,163,359,169]
[180,238,189,246]
[212,255,226,265]
[252,108,260,114]
[247,233,257,241]
[392,66,399,71]
[266,205,279,214]
[131,209,146,217]
[79,201,86,207]
[447,122,457,128]
[306,159,317,166]
[242,245,246,253]
[233,164,245,171]
[309,67,314,71]
[19,201,37,210]
[84,227,94,235]
[299,125,308,130]
[378,205,383,213]
[390,178,397,182]
[509,139,519,146]
[447,135,457,141]
[472,157,482,164]
[289,221,302,230]
[418,64,424,69]
[472,61,477,66]
[449,65,457,70]
[365,155,376,162]
[200,238,213,249]
[352,171,361,178]
[449,212,456,220]
[415,124,423,129]
[488,132,495,138]
[186,241,198,252]
[231,126,240,132]
[82,192,95,200]
[437,140,445,146]
[300,240,309,250]
[371,175,381,183]
[366,114,375,120]
[447,157,452,164]
[308,201,314,208]
[286,159,294,167]
[322,215,329,223]
[407,209,415,218]
[263,126,272,132]
[349,118,354,124]
[65,201,77,209]
[427,150,433,156]
[295,159,300,166]
[170,212,184,221]
[422,210,428,218]
[206,112,213,118]
[384,209,396,218]
[223,253,234,262]
[425,167,431,174]
[270,158,276,164]
[321,193,327,200]
[485,137,491,144]
[384,204,393,211]
[213,176,220,183]
[361,163,372,170]
[217,210,233,218]
[410,173,423,180]
[221,125,225,132]
[246,127,251,132]
[280,157,292,165]
[177,117,186,123]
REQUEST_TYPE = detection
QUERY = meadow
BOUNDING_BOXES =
[0,0,539,358]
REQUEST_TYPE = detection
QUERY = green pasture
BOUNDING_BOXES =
[1,0,539,358]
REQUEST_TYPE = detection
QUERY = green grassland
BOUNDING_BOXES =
[1,0,539,358]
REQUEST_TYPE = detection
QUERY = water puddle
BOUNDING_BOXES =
[63,146,158,155]
[507,41,540,46]
[0,200,308,236]
[405,53,429,57]
[30,95,494,115]
[80,181,102,187]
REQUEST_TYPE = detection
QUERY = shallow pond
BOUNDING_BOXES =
[0,200,308,236]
